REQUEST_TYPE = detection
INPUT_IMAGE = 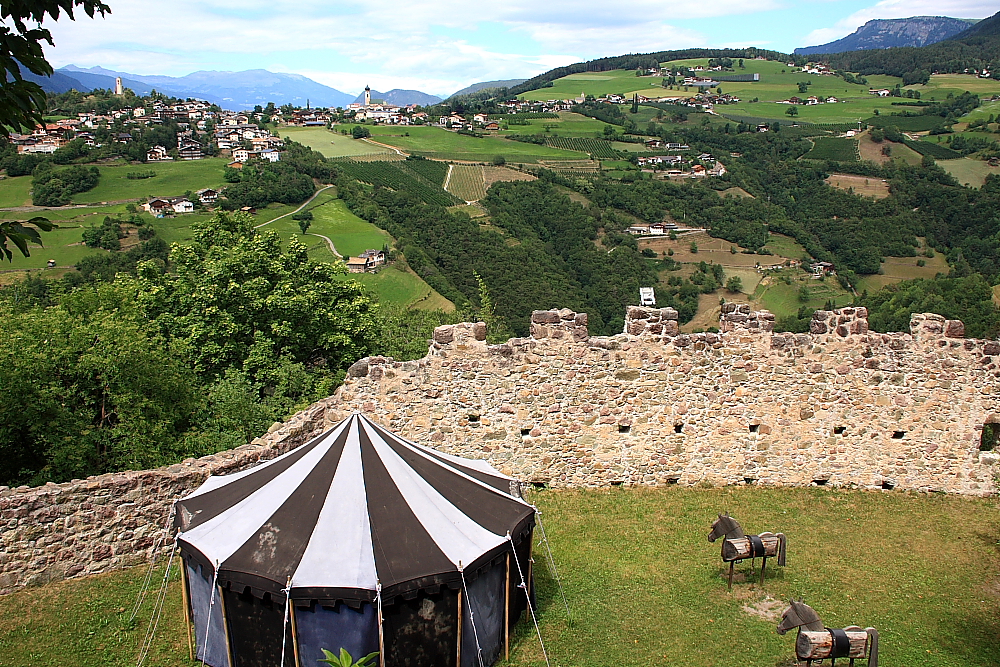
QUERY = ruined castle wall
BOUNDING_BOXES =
[2,306,999,594]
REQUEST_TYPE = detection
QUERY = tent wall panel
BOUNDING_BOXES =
[507,530,533,636]
[382,588,459,667]
[222,588,294,667]
[187,562,230,667]
[461,560,506,667]
[294,601,379,667]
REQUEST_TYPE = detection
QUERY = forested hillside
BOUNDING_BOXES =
[823,10,1000,77]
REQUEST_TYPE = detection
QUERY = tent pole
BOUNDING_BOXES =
[456,587,463,667]
[218,584,234,667]
[179,556,194,662]
[289,599,302,667]
[378,584,385,667]
[504,552,511,661]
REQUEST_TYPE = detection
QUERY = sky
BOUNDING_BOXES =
[39,0,1000,98]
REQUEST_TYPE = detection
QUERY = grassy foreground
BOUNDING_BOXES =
[1,487,997,667]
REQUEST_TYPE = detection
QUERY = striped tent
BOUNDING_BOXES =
[175,413,535,667]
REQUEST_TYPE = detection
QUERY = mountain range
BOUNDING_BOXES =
[795,16,978,55]
[351,89,443,106]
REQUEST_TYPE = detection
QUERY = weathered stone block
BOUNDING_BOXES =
[531,310,560,324]
[810,320,828,334]
[472,322,487,341]
[433,325,455,344]
[945,320,965,338]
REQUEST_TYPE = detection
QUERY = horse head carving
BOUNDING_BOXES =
[776,599,824,635]
[708,513,745,542]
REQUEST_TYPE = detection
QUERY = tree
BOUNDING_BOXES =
[298,217,312,235]
[0,218,55,261]
[785,106,798,117]
[726,276,743,293]
[351,125,371,139]
[0,0,111,137]
[690,242,698,253]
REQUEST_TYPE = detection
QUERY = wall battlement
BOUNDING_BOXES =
[2,306,999,594]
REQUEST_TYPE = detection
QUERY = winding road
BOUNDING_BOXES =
[254,184,343,258]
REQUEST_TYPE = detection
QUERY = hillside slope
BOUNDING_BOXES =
[795,16,977,55]
[822,10,1000,76]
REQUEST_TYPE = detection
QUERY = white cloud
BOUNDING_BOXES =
[802,0,997,47]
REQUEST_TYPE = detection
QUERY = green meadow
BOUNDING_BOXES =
[281,126,393,158]
[0,175,33,207]
[72,158,229,204]
[2,487,997,667]
[340,125,585,162]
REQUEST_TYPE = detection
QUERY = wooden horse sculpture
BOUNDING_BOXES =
[776,599,878,667]
[708,513,787,589]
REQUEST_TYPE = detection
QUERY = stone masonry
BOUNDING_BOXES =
[2,306,999,594]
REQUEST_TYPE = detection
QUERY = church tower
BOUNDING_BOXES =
[364,85,371,107]
[115,77,123,96]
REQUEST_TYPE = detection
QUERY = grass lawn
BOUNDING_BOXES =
[341,125,585,163]
[939,157,1000,187]
[282,126,392,158]
[855,252,950,294]
[825,173,890,198]
[264,195,390,260]
[0,175,33,207]
[762,233,809,260]
[755,273,853,318]
[502,112,612,137]
[993,284,1000,307]
[347,263,455,311]
[518,70,670,101]
[72,158,229,204]
[2,486,998,667]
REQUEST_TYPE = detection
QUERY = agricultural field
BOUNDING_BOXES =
[281,126,392,158]
[3,486,998,667]
[332,159,461,206]
[483,165,537,188]
[940,157,1000,187]
[445,164,487,202]
[802,137,859,162]
[402,157,450,186]
[858,134,922,165]
[339,125,585,163]
[72,158,229,204]
[825,173,890,198]
[854,252,951,294]
[518,69,671,101]
[754,273,853,318]
[0,175,33,207]
[544,137,621,159]
[906,139,963,160]
[502,112,612,137]
[348,263,454,311]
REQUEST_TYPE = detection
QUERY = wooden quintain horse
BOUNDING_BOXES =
[776,599,878,667]
[708,513,787,590]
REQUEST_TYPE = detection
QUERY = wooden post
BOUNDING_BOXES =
[456,588,463,667]
[179,556,194,661]
[218,585,234,667]
[289,600,302,667]
[378,591,385,667]
[504,553,511,661]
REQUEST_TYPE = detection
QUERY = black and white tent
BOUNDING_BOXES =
[175,413,536,667]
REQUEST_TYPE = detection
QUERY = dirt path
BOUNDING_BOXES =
[255,185,336,229]
[362,138,408,156]
[306,232,341,258]
[0,198,143,212]
[443,164,454,191]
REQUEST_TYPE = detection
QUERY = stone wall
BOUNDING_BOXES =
[2,305,999,594]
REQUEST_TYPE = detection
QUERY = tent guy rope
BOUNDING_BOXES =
[534,509,571,622]
[200,561,220,664]
[508,532,551,667]
[460,562,486,667]
[134,537,177,667]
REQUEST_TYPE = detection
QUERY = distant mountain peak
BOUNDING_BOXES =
[795,16,978,55]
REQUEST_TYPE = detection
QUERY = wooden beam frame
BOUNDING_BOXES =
[290,599,302,667]
[504,552,511,661]
[456,588,463,667]
[218,584,234,667]
[179,556,194,662]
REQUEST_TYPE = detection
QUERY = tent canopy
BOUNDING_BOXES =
[175,413,535,603]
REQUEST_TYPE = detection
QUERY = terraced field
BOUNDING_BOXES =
[803,137,859,162]
[445,165,487,202]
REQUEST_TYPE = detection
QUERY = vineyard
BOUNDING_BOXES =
[802,137,859,162]
[866,114,945,132]
[445,165,487,202]
[488,112,559,120]
[333,160,461,206]
[904,139,963,160]
[403,157,450,185]
[544,137,620,159]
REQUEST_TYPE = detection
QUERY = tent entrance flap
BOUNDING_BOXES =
[294,600,379,667]
[382,588,459,667]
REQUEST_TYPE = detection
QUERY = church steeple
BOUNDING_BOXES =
[364,85,371,107]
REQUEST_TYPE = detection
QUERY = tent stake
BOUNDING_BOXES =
[456,588,463,667]
[179,556,194,662]
[504,553,511,661]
